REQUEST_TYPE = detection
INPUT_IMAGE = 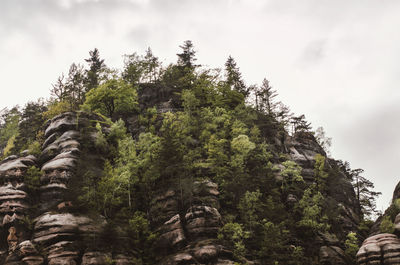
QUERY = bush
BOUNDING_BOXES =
[380,215,395,233]
[43,101,73,120]
[218,222,249,260]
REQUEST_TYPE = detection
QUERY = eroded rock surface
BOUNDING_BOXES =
[0,112,135,264]
[150,179,236,264]
[357,233,400,265]
[356,181,400,265]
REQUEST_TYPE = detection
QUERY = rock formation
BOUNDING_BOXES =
[285,133,361,263]
[150,180,237,264]
[0,110,365,264]
[357,185,400,265]
[0,112,135,264]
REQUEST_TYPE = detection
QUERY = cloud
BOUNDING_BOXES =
[0,0,400,211]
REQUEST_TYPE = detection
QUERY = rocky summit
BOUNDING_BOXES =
[0,45,388,264]
[0,111,365,264]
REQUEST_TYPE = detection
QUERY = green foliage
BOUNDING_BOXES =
[380,215,395,233]
[6,43,378,264]
[128,211,157,251]
[28,140,42,156]
[43,101,72,120]
[85,48,106,91]
[314,154,328,192]
[135,132,161,184]
[297,187,330,234]
[344,232,359,261]
[123,48,161,84]
[281,161,303,181]
[258,221,303,264]
[0,107,20,155]
[2,134,16,157]
[94,122,108,152]
[238,190,262,232]
[83,78,138,117]
[230,134,255,170]
[218,222,249,260]
[177,40,197,69]
[25,166,42,192]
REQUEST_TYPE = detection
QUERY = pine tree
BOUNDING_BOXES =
[256,78,277,115]
[291,114,311,134]
[177,40,197,69]
[65,63,85,108]
[350,168,381,218]
[224,56,247,96]
[85,48,106,91]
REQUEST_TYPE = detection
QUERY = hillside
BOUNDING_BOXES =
[0,43,388,265]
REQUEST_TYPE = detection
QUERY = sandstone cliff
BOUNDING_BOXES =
[0,110,364,264]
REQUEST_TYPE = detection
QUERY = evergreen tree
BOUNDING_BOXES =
[177,40,197,69]
[85,48,106,91]
[142,47,161,82]
[291,114,311,134]
[256,78,277,115]
[350,168,381,218]
[65,63,86,108]
[224,56,247,96]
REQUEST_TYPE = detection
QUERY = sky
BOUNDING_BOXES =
[1,0,399,212]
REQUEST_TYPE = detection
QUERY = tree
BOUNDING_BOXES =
[238,190,262,233]
[65,63,86,108]
[14,99,47,151]
[51,74,67,101]
[224,56,247,96]
[123,48,161,85]
[177,40,197,69]
[50,63,86,110]
[122,52,143,85]
[345,232,359,263]
[256,78,278,115]
[142,47,161,82]
[218,222,249,260]
[83,78,138,117]
[85,48,106,91]
[297,187,330,234]
[315,126,332,155]
[0,106,20,154]
[350,168,381,218]
[291,114,311,134]
[280,160,304,195]
[314,154,329,193]
[380,215,395,233]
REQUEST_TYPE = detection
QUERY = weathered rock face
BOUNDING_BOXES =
[0,112,134,264]
[357,233,400,265]
[0,155,44,264]
[150,180,236,264]
[0,111,365,264]
[284,133,361,264]
[357,184,400,265]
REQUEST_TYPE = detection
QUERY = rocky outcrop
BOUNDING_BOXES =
[0,155,43,264]
[284,133,361,264]
[357,184,400,265]
[0,112,135,264]
[0,110,365,264]
[150,180,236,264]
[357,233,400,265]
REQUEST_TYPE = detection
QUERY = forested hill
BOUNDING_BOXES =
[0,41,392,265]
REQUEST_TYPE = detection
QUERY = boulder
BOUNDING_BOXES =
[357,233,400,265]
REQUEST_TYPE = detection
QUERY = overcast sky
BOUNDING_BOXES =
[1,0,399,212]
